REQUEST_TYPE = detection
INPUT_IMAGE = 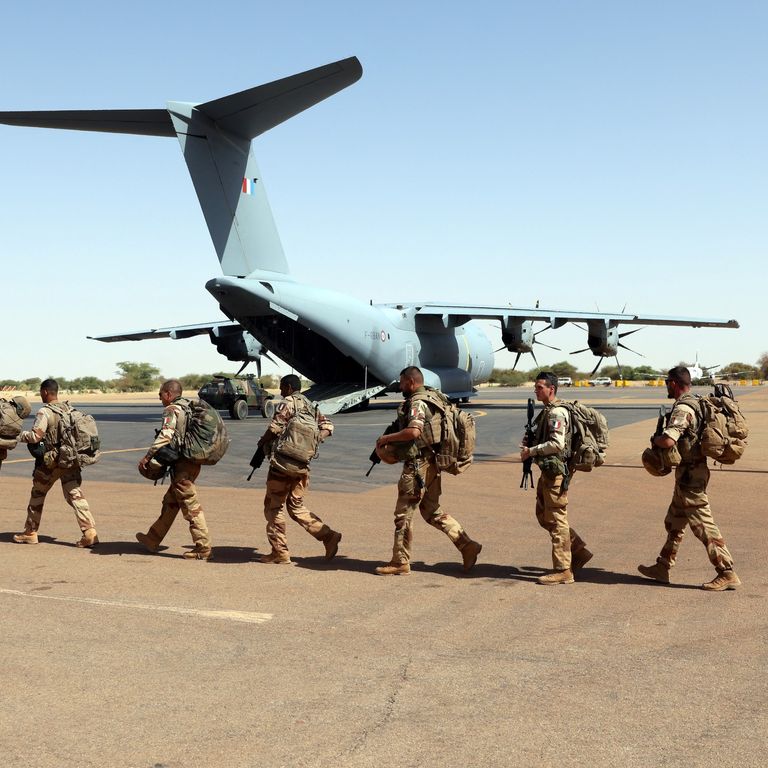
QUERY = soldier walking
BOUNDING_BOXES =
[13,379,98,548]
[520,372,593,584]
[374,366,481,575]
[136,379,213,560]
[255,375,341,564]
[638,366,740,590]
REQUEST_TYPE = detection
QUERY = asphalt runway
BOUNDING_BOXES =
[0,385,697,492]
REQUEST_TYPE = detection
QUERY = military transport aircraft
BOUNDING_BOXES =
[0,57,740,413]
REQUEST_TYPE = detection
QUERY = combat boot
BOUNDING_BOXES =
[537,569,574,585]
[637,562,671,584]
[135,532,160,553]
[75,528,99,548]
[13,530,39,545]
[183,547,213,561]
[259,551,292,564]
[461,540,482,573]
[571,548,593,571]
[701,569,741,591]
[323,530,342,560]
[375,562,411,576]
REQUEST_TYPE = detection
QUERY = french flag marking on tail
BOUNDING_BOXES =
[242,178,258,195]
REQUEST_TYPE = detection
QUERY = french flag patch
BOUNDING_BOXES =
[242,178,258,195]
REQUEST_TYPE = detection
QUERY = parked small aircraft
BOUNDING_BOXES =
[685,354,719,383]
[0,57,740,413]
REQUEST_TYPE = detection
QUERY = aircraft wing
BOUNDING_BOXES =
[411,304,739,329]
[88,321,242,342]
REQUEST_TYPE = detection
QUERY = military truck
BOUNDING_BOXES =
[197,375,275,419]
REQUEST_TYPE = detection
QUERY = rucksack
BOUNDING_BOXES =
[413,388,476,475]
[178,398,230,465]
[274,394,321,466]
[45,402,101,469]
[559,401,609,472]
[680,384,748,465]
[0,397,30,450]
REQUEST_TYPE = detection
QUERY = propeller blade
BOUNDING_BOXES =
[535,341,561,352]
[590,357,604,376]
[530,349,539,367]
[570,347,590,355]
[512,352,522,370]
[618,342,644,358]
[614,355,623,379]
[234,360,250,376]
[533,324,553,338]
[618,327,642,339]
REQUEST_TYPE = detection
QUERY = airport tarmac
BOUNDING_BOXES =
[0,386,766,767]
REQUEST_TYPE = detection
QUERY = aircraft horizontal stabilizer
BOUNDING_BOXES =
[0,108,174,136]
[197,57,362,139]
[0,57,362,141]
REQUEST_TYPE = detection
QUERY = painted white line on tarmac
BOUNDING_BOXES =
[0,588,273,625]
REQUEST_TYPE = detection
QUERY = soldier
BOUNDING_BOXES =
[255,374,340,564]
[374,366,482,576]
[519,371,593,585]
[13,379,99,547]
[638,366,740,590]
[136,379,213,560]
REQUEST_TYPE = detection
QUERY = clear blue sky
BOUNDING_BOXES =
[1,1,765,381]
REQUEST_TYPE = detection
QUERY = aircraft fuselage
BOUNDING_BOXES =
[206,274,493,394]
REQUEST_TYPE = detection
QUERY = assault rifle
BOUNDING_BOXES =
[365,422,398,477]
[520,398,535,490]
[652,405,667,445]
[247,444,266,481]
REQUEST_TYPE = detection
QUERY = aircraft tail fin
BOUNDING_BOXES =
[0,57,362,278]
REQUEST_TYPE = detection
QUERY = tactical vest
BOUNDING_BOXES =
[668,396,703,462]
[405,388,445,450]
[533,401,571,457]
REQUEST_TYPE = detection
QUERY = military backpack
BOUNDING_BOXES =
[178,398,230,465]
[412,388,476,475]
[0,396,31,451]
[679,384,748,465]
[273,394,321,468]
[45,402,101,469]
[559,400,609,472]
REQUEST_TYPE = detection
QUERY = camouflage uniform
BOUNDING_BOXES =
[530,400,588,570]
[651,398,734,572]
[142,398,211,552]
[19,405,96,535]
[260,394,337,558]
[387,388,475,565]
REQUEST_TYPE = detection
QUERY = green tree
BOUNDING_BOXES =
[178,373,215,391]
[489,368,529,387]
[719,362,758,379]
[757,352,768,380]
[114,361,161,392]
[70,376,108,393]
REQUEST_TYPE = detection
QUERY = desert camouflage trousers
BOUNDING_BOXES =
[24,465,96,534]
[390,456,472,565]
[535,471,587,571]
[145,459,211,550]
[656,461,733,571]
[263,466,331,556]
